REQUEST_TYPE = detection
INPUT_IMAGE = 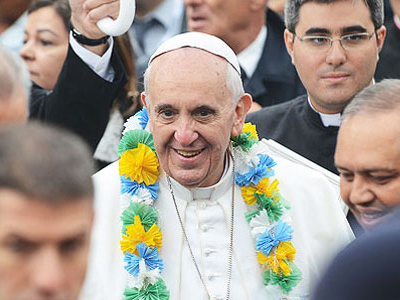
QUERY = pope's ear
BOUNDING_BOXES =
[231,93,253,137]
[141,92,148,109]
[141,92,153,131]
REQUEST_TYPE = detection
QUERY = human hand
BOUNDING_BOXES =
[69,0,120,39]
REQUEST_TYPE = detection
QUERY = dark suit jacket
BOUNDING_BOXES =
[245,9,305,107]
[375,19,400,81]
[246,95,338,173]
[29,45,127,152]
[246,95,364,236]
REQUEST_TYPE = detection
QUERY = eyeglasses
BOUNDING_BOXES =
[293,32,375,51]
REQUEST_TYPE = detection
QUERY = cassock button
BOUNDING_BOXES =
[198,201,207,210]
[205,249,215,256]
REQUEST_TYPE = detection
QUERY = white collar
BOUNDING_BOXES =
[237,25,267,78]
[159,152,232,201]
[307,97,341,127]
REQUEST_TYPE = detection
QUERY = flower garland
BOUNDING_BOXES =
[118,108,302,299]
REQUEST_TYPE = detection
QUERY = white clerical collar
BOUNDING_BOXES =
[237,25,267,78]
[161,152,232,201]
[307,97,341,127]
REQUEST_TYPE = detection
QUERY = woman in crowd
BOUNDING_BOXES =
[20,0,141,170]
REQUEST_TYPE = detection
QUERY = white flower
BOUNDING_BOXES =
[136,188,153,206]
[233,144,266,175]
[122,116,142,135]
[126,260,161,289]
[250,209,273,239]
[120,193,133,212]
[233,147,252,174]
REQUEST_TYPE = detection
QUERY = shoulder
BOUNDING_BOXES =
[311,209,400,300]
[247,95,307,124]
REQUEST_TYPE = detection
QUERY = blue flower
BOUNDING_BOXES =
[258,154,277,170]
[120,176,159,200]
[124,242,164,277]
[235,154,276,186]
[136,107,149,130]
[255,220,294,256]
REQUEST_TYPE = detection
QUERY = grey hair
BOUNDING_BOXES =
[0,122,94,204]
[0,46,31,104]
[285,0,384,33]
[342,79,400,124]
[143,54,244,106]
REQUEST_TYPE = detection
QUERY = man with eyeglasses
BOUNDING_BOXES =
[246,0,386,235]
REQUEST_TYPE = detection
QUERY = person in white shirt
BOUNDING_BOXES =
[88,31,353,300]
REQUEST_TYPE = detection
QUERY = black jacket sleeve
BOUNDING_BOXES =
[29,44,127,152]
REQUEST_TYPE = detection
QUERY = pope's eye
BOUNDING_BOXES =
[160,110,174,117]
[197,110,210,117]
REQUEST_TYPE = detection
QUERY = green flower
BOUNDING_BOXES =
[123,279,170,300]
[118,130,155,156]
[255,193,283,222]
[263,262,302,293]
[121,202,159,233]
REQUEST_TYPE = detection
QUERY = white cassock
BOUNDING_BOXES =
[79,140,354,300]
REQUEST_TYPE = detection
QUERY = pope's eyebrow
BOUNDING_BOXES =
[192,105,216,113]
[154,104,174,112]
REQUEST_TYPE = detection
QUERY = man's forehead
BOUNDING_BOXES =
[296,0,373,32]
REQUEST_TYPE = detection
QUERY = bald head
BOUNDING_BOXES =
[143,32,245,106]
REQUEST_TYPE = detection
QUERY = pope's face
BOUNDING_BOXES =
[0,189,93,300]
[143,48,250,187]
[335,110,400,230]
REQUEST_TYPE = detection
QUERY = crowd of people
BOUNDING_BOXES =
[0,0,399,299]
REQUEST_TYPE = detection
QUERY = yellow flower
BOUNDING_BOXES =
[255,178,279,199]
[241,186,257,206]
[257,250,268,264]
[266,241,296,276]
[255,177,270,194]
[266,179,279,198]
[119,143,159,185]
[242,178,281,206]
[242,123,259,140]
[120,215,162,255]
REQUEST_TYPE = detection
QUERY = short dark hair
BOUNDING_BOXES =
[342,79,400,123]
[0,122,94,204]
[28,0,71,31]
[285,0,384,33]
